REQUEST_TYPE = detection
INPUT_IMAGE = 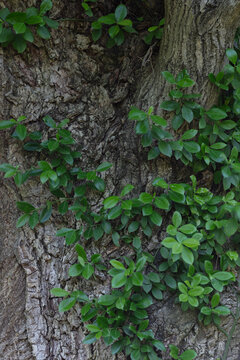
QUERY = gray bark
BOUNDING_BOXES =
[1,1,240,359]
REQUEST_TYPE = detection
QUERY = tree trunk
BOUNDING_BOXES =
[1,1,240,360]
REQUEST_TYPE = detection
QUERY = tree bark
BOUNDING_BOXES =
[140,0,240,110]
[1,1,240,360]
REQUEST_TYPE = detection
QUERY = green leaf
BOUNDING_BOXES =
[93,177,105,192]
[142,204,153,216]
[12,36,27,53]
[165,274,177,289]
[108,205,122,220]
[136,256,147,271]
[160,100,179,111]
[177,78,195,87]
[115,4,127,22]
[128,107,147,121]
[17,201,35,213]
[121,184,134,196]
[0,28,14,43]
[58,201,68,215]
[181,247,194,265]
[150,211,162,226]
[188,286,204,296]
[6,12,26,24]
[110,260,125,270]
[206,107,227,120]
[181,129,198,140]
[112,231,120,246]
[98,294,117,306]
[210,142,226,150]
[139,192,153,204]
[0,8,10,21]
[29,211,39,229]
[150,115,167,126]
[170,183,185,194]
[112,272,127,288]
[16,214,29,228]
[162,237,178,248]
[148,147,160,160]
[152,177,168,188]
[212,306,230,316]
[69,264,82,277]
[111,341,122,355]
[98,14,116,25]
[40,0,52,15]
[212,272,233,281]
[121,200,132,210]
[162,71,175,84]
[83,333,97,344]
[220,120,236,130]
[178,282,188,294]
[180,349,197,360]
[211,293,220,308]
[25,15,43,25]
[50,288,69,297]
[39,203,52,223]
[226,48,238,65]
[188,296,199,307]
[128,221,139,233]
[37,25,51,39]
[201,307,212,316]
[0,119,17,129]
[182,105,193,123]
[59,297,76,312]
[182,238,199,248]
[96,162,112,172]
[183,141,200,153]
[224,218,238,237]
[82,264,94,279]
[93,226,104,241]
[43,16,59,29]
[132,272,143,286]
[158,140,172,157]
[172,211,182,227]
[56,227,74,237]
[103,196,119,209]
[170,344,179,358]
[154,195,169,210]
[152,287,163,300]
[109,24,120,38]
[13,22,26,34]
[179,224,196,234]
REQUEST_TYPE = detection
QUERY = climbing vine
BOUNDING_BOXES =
[1,48,240,359]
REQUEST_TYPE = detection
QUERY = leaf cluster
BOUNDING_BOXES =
[0,0,58,53]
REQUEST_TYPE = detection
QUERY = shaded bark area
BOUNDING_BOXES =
[1,1,240,360]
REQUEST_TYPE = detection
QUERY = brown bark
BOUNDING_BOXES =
[1,1,240,360]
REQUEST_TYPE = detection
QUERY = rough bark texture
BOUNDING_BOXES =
[1,0,240,359]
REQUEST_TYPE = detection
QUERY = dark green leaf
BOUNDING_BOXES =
[59,297,76,312]
[115,4,127,22]
[162,71,175,84]
[206,107,227,120]
[37,25,51,39]
[226,48,237,65]
[50,288,69,297]
[96,162,112,172]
